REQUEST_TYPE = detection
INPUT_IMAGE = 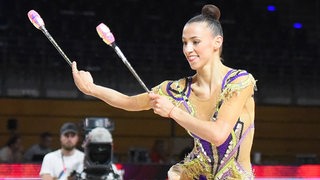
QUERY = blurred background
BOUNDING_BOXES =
[0,0,319,178]
[0,0,319,102]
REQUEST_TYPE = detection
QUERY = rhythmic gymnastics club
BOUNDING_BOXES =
[27,10,72,67]
[96,23,150,93]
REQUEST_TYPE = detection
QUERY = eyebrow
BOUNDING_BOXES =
[182,36,200,40]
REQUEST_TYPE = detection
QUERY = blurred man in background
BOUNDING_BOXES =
[40,122,84,180]
[24,132,53,163]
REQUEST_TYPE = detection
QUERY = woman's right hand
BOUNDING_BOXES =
[72,61,94,95]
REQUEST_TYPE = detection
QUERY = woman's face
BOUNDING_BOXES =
[182,22,220,70]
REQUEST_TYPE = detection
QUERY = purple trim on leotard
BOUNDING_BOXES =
[199,175,207,180]
[166,78,192,113]
[217,134,232,161]
[182,100,192,114]
[166,81,183,101]
[166,78,192,101]
[221,69,234,91]
[218,123,255,171]
[200,138,214,161]
[185,77,192,97]
[221,70,249,91]
[228,72,249,84]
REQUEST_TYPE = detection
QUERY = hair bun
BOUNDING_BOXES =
[201,4,221,21]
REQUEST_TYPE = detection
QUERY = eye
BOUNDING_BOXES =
[193,40,200,45]
[182,41,187,46]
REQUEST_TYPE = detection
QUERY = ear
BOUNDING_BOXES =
[213,35,223,50]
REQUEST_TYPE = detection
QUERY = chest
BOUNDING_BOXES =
[188,93,219,121]
[51,153,83,177]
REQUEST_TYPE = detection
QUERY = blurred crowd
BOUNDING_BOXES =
[0,132,53,163]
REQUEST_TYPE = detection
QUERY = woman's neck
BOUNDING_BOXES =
[191,58,229,100]
[195,58,227,89]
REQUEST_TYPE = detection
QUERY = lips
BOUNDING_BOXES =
[187,55,199,62]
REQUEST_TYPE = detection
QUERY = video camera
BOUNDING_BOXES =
[79,117,123,180]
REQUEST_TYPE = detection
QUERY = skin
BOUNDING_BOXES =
[72,21,255,175]
[41,132,79,180]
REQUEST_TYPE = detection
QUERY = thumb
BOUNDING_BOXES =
[148,91,156,98]
[149,92,160,100]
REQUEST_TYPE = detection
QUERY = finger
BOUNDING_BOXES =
[148,92,156,100]
[150,93,160,99]
[72,61,78,74]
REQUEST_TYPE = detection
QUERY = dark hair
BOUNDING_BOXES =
[186,4,223,37]
[40,132,52,139]
[6,135,21,147]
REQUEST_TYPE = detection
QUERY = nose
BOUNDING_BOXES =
[184,43,193,53]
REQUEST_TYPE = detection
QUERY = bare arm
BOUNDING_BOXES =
[72,61,150,111]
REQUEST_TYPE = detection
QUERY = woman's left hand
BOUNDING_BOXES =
[149,93,175,118]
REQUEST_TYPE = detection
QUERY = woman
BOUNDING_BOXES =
[72,4,256,179]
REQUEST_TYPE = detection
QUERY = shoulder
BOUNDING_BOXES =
[152,77,188,95]
[24,145,38,155]
[0,146,9,152]
[0,147,10,157]
[43,150,60,159]
[221,69,257,99]
[27,144,40,151]
[74,149,85,157]
[223,69,256,89]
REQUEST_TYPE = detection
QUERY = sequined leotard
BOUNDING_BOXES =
[153,69,256,180]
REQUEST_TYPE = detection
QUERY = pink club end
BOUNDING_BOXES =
[96,23,115,45]
[27,10,45,29]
